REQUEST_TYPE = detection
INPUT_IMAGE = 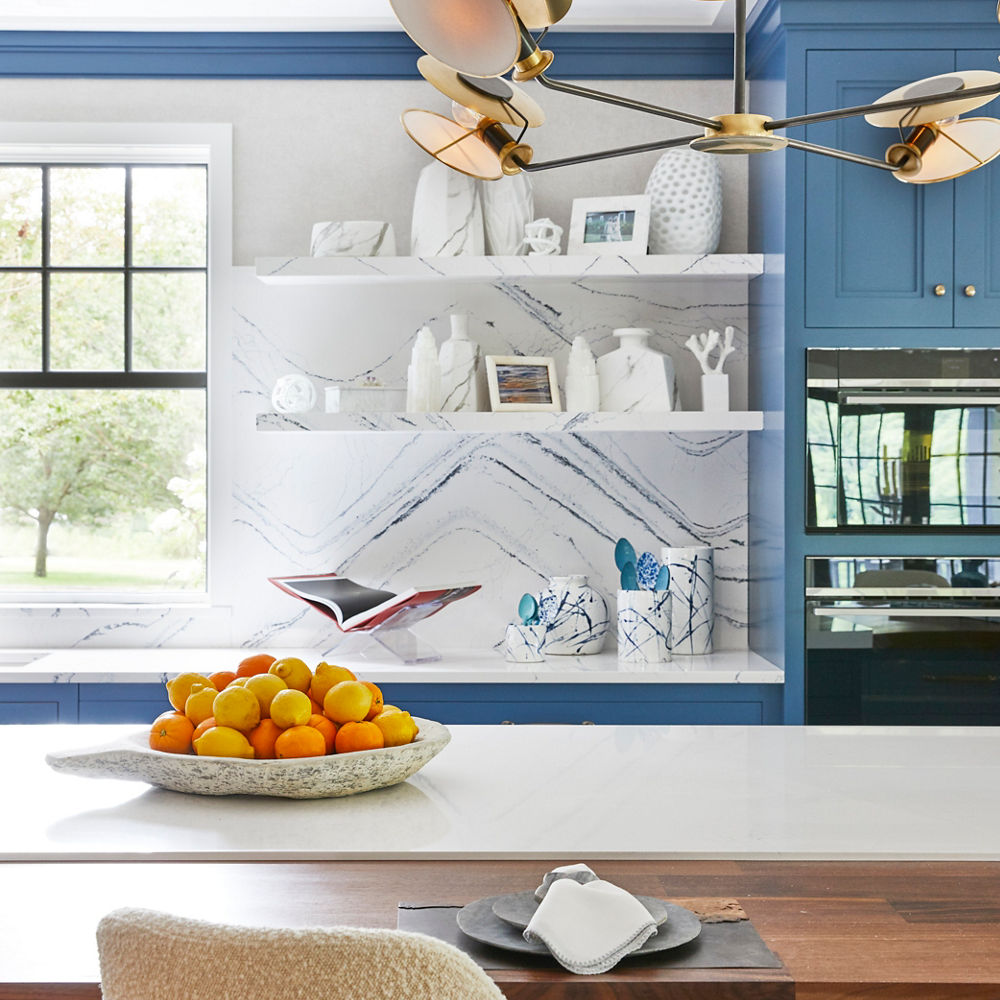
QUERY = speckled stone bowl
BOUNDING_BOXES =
[45,718,450,799]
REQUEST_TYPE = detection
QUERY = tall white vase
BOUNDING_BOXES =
[406,326,442,412]
[564,336,600,412]
[439,314,481,412]
[661,545,714,654]
[596,328,676,412]
[411,161,485,257]
[617,589,672,663]
[480,172,534,255]
[644,148,723,254]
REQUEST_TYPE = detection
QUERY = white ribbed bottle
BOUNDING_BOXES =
[439,314,481,412]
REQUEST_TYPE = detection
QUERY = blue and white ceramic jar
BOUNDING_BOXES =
[537,574,609,655]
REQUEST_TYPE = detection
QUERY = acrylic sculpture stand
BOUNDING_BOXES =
[327,625,442,664]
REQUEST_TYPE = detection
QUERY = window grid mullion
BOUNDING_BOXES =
[40,164,50,373]
[124,164,132,372]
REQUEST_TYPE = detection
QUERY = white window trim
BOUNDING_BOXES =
[0,122,233,609]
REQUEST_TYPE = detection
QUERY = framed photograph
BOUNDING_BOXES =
[567,194,651,256]
[485,356,562,412]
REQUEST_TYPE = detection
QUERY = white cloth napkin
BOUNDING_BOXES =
[534,862,599,901]
[523,877,658,975]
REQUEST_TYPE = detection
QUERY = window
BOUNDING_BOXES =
[0,124,230,602]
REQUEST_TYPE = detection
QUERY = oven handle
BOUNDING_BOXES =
[921,673,999,685]
[812,606,1000,618]
[841,393,1000,405]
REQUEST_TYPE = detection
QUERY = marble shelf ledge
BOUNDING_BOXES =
[255,253,764,284]
[256,410,764,433]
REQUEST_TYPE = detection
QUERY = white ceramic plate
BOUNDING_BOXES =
[44,718,450,799]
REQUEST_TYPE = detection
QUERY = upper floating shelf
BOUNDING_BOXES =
[255,253,765,284]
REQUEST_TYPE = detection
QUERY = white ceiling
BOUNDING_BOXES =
[0,0,760,32]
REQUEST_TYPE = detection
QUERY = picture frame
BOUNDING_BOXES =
[567,194,651,256]
[485,356,562,412]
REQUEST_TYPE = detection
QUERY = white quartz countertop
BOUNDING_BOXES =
[1,647,783,685]
[3,723,998,862]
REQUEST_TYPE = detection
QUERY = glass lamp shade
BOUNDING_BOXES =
[401,109,505,180]
[389,0,522,78]
[892,117,1000,183]
[865,70,1000,128]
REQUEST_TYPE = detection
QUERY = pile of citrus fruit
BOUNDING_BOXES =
[148,653,419,760]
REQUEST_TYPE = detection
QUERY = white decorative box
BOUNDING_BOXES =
[325,386,408,413]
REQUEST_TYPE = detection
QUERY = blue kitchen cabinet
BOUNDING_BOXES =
[0,683,78,723]
[78,683,171,723]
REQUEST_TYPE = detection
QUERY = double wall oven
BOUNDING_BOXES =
[804,350,1000,725]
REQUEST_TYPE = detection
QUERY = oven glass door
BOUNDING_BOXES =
[808,390,1000,528]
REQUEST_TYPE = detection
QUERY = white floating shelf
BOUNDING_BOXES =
[255,253,764,284]
[256,410,764,433]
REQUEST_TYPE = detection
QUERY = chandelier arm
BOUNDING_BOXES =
[733,0,747,114]
[785,137,902,172]
[513,134,701,172]
[536,73,721,131]
[765,81,1000,131]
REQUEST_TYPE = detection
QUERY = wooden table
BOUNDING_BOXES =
[3,859,999,1000]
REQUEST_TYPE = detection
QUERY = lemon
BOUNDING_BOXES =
[323,680,373,724]
[268,656,312,693]
[166,672,212,712]
[184,683,219,726]
[212,685,262,733]
[193,726,255,758]
[244,673,287,717]
[379,704,402,715]
[269,688,312,729]
[309,661,357,704]
[373,710,419,747]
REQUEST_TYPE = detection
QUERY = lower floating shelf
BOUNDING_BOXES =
[256,410,764,433]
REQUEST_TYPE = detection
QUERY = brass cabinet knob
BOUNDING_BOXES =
[964,285,977,297]
[933,284,947,296]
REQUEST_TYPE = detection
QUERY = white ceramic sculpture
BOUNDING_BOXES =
[564,337,600,412]
[523,217,563,255]
[617,589,672,663]
[480,172,534,255]
[660,545,714,655]
[411,161,485,256]
[644,148,723,254]
[537,575,609,655]
[686,325,736,412]
[439,314,481,412]
[504,622,546,662]
[596,328,676,412]
[271,374,317,414]
[406,326,442,412]
[310,221,396,257]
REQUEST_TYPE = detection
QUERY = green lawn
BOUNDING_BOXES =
[0,557,203,591]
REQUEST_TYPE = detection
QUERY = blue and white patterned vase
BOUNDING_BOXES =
[661,545,714,655]
[617,589,672,663]
[537,575,609,655]
[504,623,546,663]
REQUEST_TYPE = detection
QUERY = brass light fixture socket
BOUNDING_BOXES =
[885,124,937,174]
[513,48,555,81]
[480,121,534,174]
[689,114,789,154]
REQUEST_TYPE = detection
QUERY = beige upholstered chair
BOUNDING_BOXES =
[97,907,507,1000]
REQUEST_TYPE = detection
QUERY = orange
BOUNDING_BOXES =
[308,713,338,754]
[362,681,384,720]
[308,695,325,716]
[209,670,237,691]
[236,652,276,678]
[248,719,282,760]
[309,662,357,705]
[335,721,384,754]
[323,680,373,724]
[373,710,419,748]
[166,672,212,712]
[275,725,327,759]
[184,683,219,726]
[192,716,217,742]
[149,711,194,754]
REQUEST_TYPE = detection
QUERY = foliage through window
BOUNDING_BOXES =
[0,161,208,595]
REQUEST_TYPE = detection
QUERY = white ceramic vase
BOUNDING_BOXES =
[411,161,485,257]
[310,221,396,257]
[504,623,546,663]
[480,173,534,255]
[537,574,609,655]
[596,328,676,412]
[645,148,723,254]
[564,336,600,412]
[439,314,481,412]
[701,372,730,412]
[660,545,714,655]
[406,326,442,412]
[617,589,672,663]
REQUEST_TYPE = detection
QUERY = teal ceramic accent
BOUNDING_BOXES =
[620,561,639,591]
[517,593,539,625]
[654,564,671,591]
[614,538,637,573]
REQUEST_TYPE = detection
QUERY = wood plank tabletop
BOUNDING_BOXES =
[2,859,999,1000]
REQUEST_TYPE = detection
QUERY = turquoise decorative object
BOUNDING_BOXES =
[614,537,637,572]
[636,551,660,590]
[517,593,540,626]
[654,564,671,591]
[620,561,639,591]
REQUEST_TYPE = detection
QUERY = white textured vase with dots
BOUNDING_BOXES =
[644,148,723,254]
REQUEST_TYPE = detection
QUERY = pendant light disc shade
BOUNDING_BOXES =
[402,109,505,181]
[417,55,546,127]
[390,0,521,78]
[894,117,1000,183]
[865,70,1000,127]
[509,0,572,30]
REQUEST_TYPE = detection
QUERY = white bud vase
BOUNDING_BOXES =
[596,328,676,412]
[537,574,609,655]
[564,336,600,412]
[439,314,481,412]
[644,148,722,254]
[406,326,441,412]
[661,545,714,655]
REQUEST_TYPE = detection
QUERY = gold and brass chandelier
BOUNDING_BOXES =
[390,0,1000,184]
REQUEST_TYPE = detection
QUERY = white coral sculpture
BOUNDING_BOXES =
[685,325,735,374]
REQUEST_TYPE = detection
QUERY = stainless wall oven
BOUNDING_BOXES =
[807,348,1000,530]
[805,556,1000,725]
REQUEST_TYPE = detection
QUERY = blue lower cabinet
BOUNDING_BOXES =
[0,683,79,723]
[78,683,171,723]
